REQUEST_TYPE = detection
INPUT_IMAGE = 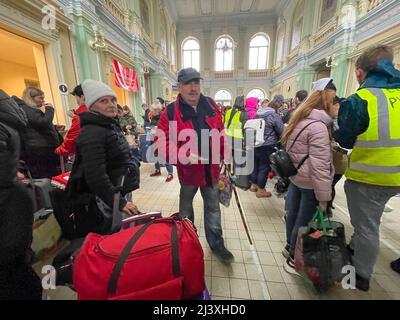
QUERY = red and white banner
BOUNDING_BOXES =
[112,59,139,92]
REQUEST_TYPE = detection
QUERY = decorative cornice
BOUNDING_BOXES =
[272,0,400,84]
[274,0,292,16]
[96,5,133,52]
[355,0,400,43]
[164,0,178,23]
[177,11,276,30]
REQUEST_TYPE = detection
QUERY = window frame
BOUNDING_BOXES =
[181,37,200,71]
[289,0,305,52]
[248,33,270,70]
[215,35,235,72]
[246,88,266,101]
[215,89,233,106]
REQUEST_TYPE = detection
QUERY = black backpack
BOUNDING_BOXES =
[269,121,322,179]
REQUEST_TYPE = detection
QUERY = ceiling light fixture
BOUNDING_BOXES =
[217,37,237,52]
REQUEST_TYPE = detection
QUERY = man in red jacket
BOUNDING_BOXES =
[55,85,89,156]
[156,68,234,264]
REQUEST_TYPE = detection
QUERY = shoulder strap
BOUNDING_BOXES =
[287,120,323,152]
[167,104,175,122]
[226,108,238,129]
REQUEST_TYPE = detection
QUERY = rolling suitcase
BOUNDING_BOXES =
[31,178,53,210]
[231,147,251,190]
[19,160,56,211]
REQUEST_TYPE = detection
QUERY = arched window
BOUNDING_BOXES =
[215,90,232,106]
[291,1,304,51]
[276,18,286,64]
[182,37,200,71]
[215,35,234,71]
[140,0,150,36]
[320,0,338,27]
[247,89,266,101]
[249,34,269,70]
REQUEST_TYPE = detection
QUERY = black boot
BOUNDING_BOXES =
[391,258,400,274]
[356,274,370,292]
[213,246,234,265]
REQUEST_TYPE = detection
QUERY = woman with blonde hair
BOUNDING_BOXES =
[12,87,61,178]
[281,78,337,274]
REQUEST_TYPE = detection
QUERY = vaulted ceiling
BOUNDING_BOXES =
[170,0,281,19]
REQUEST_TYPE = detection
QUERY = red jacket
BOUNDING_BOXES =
[156,95,230,187]
[55,104,89,155]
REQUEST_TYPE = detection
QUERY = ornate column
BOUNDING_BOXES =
[358,0,370,17]
[203,29,211,75]
[329,0,358,96]
[149,73,163,102]
[238,26,246,72]
[297,66,316,92]
[299,0,315,54]
[133,58,145,124]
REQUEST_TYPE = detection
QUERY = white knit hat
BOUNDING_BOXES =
[82,79,117,108]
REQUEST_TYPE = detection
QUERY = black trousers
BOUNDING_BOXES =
[0,259,42,300]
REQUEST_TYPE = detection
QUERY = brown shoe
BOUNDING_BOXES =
[250,184,258,193]
[256,189,272,198]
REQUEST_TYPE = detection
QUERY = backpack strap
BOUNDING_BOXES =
[226,108,238,129]
[167,104,175,122]
[287,120,323,152]
[287,120,325,171]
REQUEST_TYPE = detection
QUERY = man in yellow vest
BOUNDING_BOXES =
[224,95,248,140]
[334,45,400,291]
[224,96,250,188]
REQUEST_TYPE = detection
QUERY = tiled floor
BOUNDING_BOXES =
[40,163,400,300]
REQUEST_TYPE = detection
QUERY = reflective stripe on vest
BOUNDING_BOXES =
[224,109,244,139]
[346,88,400,186]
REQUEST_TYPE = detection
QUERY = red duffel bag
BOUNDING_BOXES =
[73,214,205,300]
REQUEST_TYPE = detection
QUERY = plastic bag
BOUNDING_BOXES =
[218,163,232,208]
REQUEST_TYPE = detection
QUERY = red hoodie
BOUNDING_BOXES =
[55,104,89,155]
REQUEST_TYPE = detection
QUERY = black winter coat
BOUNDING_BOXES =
[12,96,60,150]
[68,112,139,211]
[0,90,34,266]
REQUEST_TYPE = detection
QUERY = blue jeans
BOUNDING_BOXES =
[155,162,173,175]
[250,145,275,189]
[179,184,224,251]
[285,183,318,257]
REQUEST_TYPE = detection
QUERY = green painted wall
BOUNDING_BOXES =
[72,16,101,81]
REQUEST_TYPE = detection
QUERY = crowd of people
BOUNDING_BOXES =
[0,44,399,299]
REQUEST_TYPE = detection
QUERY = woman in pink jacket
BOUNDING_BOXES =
[281,78,337,274]
[245,97,259,119]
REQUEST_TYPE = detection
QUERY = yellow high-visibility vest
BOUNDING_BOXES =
[224,108,244,139]
[346,88,400,186]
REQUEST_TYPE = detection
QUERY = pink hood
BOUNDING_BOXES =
[245,97,258,119]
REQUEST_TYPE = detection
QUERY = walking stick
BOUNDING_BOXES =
[224,162,253,245]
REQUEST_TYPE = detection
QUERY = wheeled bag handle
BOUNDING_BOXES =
[60,156,65,174]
